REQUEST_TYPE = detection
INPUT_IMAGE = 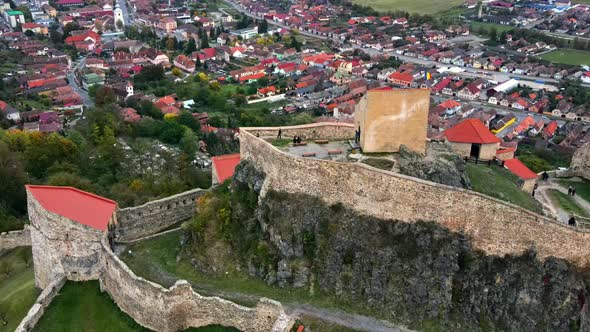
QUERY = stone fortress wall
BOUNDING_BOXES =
[15,275,66,332]
[0,226,31,251]
[100,235,288,332]
[240,123,590,268]
[16,187,290,332]
[115,188,205,242]
[27,190,105,289]
[243,122,355,141]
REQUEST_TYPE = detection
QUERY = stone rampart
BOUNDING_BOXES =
[15,275,66,332]
[243,122,355,141]
[99,235,287,332]
[116,189,205,242]
[240,124,590,268]
[0,226,31,251]
[27,192,104,289]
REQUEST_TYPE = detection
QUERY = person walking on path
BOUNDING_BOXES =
[569,216,577,227]
[542,171,549,182]
[569,186,573,196]
[277,128,282,139]
[573,187,577,197]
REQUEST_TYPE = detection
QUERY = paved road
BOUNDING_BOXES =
[117,0,134,25]
[379,51,561,85]
[68,57,94,108]
[222,0,328,40]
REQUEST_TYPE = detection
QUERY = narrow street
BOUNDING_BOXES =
[117,0,134,25]
[68,57,94,108]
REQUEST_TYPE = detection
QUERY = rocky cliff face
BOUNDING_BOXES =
[196,161,590,331]
[569,143,590,180]
[398,143,471,189]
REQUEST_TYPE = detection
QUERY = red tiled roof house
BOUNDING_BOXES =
[503,158,538,193]
[444,119,501,160]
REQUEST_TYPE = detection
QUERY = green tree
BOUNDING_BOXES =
[93,86,116,106]
[166,37,176,50]
[177,111,200,131]
[15,6,32,22]
[257,19,268,34]
[180,128,198,157]
[159,120,185,144]
[0,140,27,216]
[185,38,197,54]
[201,31,209,49]
[49,30,64,44]
[172,67,183,77]
[63,22,82,38]
[134,65,165,82]
[24,133,78,179]
[489,27,497,42]
[46,172,97,193]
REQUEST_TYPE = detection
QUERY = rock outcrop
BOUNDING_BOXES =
[211,160,590,331]
[569,142,590,180]
[398,143,471,189]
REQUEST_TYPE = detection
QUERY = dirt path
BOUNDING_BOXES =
[534,179,590,223]
[288,305,409,332]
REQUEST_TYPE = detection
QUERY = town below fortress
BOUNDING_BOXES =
[1,0,590,330]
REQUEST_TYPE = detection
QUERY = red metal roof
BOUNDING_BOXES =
[211,154,241,183]
[504,158,538,180]
[439,99,461,109]
[444,119,501,144]
[26,185,117,231]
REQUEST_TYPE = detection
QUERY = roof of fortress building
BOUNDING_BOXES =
[211,154,241,183]
[444,119,501,144]
[26,185,117,231]
[503,158,538,180]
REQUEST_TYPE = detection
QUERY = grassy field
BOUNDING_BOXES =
[548,189,589,217]
[121,231,393,325]
[270,138,292,148]
[470,21,514,34]
[352,0,464,14]
[34,281,239,332]
[34,281,149,332]
[0,247,38,332]
[465,164,543,213]
[538,49,590,66]
[558,179,590,204]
